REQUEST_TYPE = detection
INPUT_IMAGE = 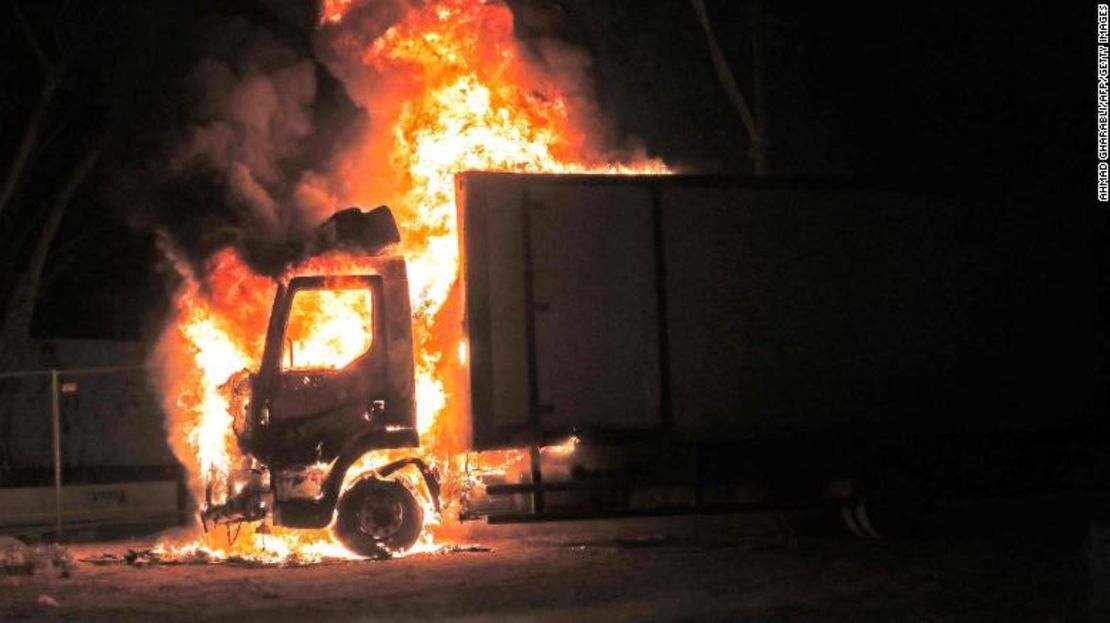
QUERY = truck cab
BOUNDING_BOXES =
[206,208,437,557]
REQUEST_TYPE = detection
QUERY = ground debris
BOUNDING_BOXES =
[1,538,75,577]
[81,549,174,567]
[81,548,213,567]
[435,543,492,554]
[78,542,492,568]
[81,548,357,569]
[0,537,32,575]
[37,594,60,607]
[78,553,125,566]
[564,533,745,551]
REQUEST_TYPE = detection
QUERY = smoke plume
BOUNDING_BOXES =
[116,16,352,277]
[118,1,653,281]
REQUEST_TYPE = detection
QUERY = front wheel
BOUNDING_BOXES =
[335,477,423,557]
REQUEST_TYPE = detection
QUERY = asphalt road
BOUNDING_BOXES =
[1,499,1106,622]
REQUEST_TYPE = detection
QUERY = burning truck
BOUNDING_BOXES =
[200,206,435,556]
[147,0,1097,562]
[151,0,675,561]
[192,171,1097,558]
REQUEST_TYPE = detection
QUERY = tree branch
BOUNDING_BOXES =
[11,0,54,71]
[689,0,765,173]
[56,3,108,76]
[0,146,100,357]
[0,72,60,221]
[29,107,72,166]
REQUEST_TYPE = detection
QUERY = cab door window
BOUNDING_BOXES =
[281,286,374,372]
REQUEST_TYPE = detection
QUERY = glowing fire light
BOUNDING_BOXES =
[154,0,666,563]
[282,286,374,371]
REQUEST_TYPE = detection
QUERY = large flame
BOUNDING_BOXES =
[154,0,666,563]
[283,286,375,371]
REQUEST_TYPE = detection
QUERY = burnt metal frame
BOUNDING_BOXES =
[374,456,442,515]
[271,428,420,529]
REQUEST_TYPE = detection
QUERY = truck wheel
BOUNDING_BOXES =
[336,477,423,557]
[840,499,883,538]
[840,491,931,539]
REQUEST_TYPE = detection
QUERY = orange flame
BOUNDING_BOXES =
[155,0,666,562]
[283,287,374,371]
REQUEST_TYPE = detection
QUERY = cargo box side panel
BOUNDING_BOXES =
[463,173,1095,451]
[660,185,1094,440]
[459,175,532,449]
[661,187,880,439]
[529,183,661,433]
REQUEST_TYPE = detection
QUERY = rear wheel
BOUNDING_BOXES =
[840,482,932,539]
[335,477,423,557]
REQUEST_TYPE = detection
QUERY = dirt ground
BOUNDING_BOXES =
[1,497,1107,623]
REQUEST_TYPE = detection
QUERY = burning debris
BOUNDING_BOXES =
[80,542,491,568]
[81,547,361,568]
[144,0,665,564]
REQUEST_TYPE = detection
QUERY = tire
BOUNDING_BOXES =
[840,489,932,539]
[335,477,423,557]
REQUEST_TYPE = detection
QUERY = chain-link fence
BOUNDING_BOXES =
[0,364,183,539]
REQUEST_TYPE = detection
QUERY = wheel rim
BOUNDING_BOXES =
[357,490,405,539]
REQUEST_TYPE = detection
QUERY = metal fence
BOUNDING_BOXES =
[0,364,182,538]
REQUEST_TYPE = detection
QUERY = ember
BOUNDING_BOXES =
[152,0,666,563]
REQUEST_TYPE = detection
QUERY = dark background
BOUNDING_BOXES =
[0,1,1099,342]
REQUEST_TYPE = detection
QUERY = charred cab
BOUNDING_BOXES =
[202,208,434,556]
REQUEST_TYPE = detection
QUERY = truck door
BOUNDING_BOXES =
[260,275,389,459]
[277,276,380,414]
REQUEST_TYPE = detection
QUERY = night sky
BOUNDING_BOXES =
[0,1,1099,341]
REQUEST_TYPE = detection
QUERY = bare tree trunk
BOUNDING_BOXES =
[690,0,767,175]
[0,147,99,480]
[749,0,769,174]
[0,147,100,354]
[0,6,60,220]
[0,69,60,221]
